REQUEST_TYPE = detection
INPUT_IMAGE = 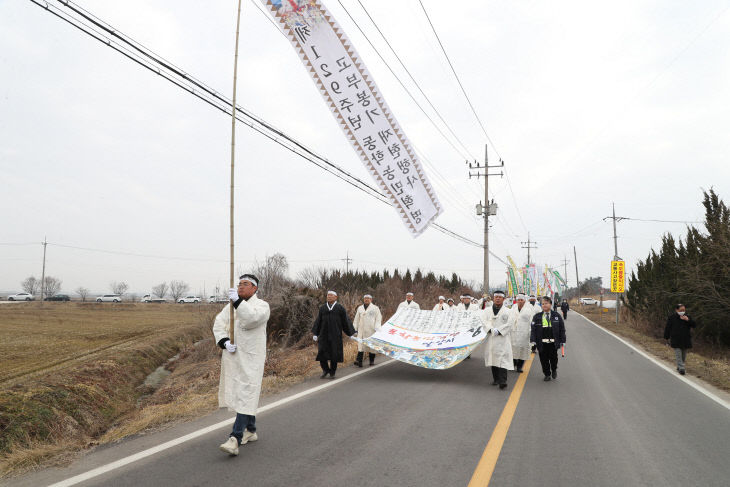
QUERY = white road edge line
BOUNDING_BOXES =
[577,312,730,411]
[48,359,396,487]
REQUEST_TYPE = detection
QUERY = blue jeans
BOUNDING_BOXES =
[230,413,256,445]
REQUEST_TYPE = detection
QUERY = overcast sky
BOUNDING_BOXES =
[1,0,729,297]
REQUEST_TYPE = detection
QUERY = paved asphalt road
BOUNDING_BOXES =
[10,311,730,487]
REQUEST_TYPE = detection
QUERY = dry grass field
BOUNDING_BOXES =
[0,302,212,385]
[0,302,357,477]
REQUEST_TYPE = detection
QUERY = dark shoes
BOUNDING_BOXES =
[552,370,557,379]
[544,375,551,381]
[679,370,686,375]
[499,383,507,390]
[320,371,330,379]
[354,361,363,368]
[329,371,336,379]
[516,368,523,373]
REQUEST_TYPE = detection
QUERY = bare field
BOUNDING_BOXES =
[0,302,218,386]
[0,301,357,477]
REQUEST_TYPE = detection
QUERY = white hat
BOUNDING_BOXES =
[438,296,445,300]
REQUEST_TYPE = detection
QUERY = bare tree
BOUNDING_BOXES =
[151,282,169,299]
[128,293,139,303]
[169,280,190,301]
[249,253,290,299]
[42,276,62,297]
[297,266,325,289]
[75,286,90,302]
[21,276,39,295]
[110,281,129,297]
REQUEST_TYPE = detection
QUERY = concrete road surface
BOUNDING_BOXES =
[9,312,730,487]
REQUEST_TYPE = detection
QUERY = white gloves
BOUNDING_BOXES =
[313,335,318,342]
[492,328,500,335]
[224,340,237,353]
[530,342,536,347]
[228,288,239,301]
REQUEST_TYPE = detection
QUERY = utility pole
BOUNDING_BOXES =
[468,144,503,295]
[603,203,627,325]
[560,256,570,284]
[521,232,537,266]
[342,251,353,274]
[39,236,47,307]
[574,246,580,303]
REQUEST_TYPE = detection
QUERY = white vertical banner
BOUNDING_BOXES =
[260,0,442,236]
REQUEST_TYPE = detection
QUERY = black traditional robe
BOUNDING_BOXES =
[312,302,355,362]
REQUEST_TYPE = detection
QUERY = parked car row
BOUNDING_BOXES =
[4,293,222,303]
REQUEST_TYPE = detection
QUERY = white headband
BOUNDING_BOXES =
[363,294,372,299]
[438,296,445,300]
[517,294,527,300]
[239,275,259,287]
[406,292,414,296]
[494,292,505,297]
[327,290,337,296]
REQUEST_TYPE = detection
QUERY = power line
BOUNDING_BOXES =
[417,0,529,234]
[28,0,492,255]
[348,0,476,160]
[335,0,471,161]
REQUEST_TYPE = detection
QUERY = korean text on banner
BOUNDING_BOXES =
[610,260,625,293]
[361,308,486,369]
[260,0,442,236]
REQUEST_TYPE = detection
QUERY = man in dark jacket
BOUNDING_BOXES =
[664,304,696,375]
[560,299,570,319]
[312,290,355,379]
[530,296,567,381]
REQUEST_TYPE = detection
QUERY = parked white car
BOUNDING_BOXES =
[96,294,122,302]
[208,295,228,303]
[141,294,167,303]
[178,295,201,304]
[7,292,34,301]
[580,298,598,305]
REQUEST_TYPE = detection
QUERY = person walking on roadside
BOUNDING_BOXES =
[397,292,420,311]
[510,294,532,373]
[214,274,270,456]
[433,296,448,311]
[312,291,355,379]
[352,294,382,367]
[530,296,566,382]
[664,304,696,375]
[560,299,570,320]
[483,291,514,389]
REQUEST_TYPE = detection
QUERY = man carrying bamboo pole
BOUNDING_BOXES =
[214,274,270,456]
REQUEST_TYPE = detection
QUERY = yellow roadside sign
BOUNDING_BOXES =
[610,260,625,293]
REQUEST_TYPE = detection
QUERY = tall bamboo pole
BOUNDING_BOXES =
[229,0,244,344]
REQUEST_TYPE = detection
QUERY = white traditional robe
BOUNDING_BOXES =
[432,302,448,311]
[212,294,270,415]
[397,300,420,311]
[456,302,476,312]
[482,304,514,370]
[510,303,533,361]
[353,303,382,353]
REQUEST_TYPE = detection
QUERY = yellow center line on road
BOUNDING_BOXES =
[468,354,534,487]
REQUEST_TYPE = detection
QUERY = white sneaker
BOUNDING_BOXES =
[219,436,239,455]
[242,431,258,444]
